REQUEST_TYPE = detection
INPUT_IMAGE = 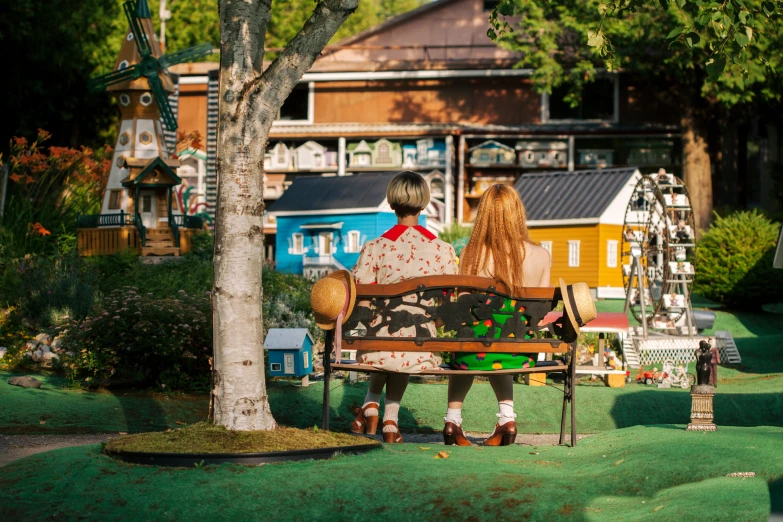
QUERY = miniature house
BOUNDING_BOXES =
[268,171,430,278]
[402,144,418,168]
[578,149,614,167]
[516,141,568,168]
[295,141,329,170]
[264,328,314,377]
[468,140,516,166]
[266,142,294,170]
[417,138,447,167]
[347,139,403,168]
[514,167,643,297]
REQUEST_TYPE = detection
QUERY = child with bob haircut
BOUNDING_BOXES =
[350,171,458,443]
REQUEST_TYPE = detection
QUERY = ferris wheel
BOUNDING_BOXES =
[621,170,697,329]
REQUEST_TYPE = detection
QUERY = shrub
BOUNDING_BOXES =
[694,210,783,308]
[60,287,212,390]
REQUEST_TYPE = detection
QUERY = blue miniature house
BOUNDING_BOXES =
[264,328,315,377]
[268,172,427,279]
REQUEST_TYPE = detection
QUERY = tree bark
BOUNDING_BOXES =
[213,0,358,431]
[681,105,713,232]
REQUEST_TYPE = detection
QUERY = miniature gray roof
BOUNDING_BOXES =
[514,168,638,221]
[264,328,314,350]
[268,172,396,213]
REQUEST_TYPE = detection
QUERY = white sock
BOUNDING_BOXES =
[382,400,401,432]
[444,407,463,427]
[363,391,381,417]
[497,401,517,425]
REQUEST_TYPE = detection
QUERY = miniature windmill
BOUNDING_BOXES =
[87,0,211,250]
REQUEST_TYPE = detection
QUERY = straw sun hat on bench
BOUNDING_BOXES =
[558,278,597,335]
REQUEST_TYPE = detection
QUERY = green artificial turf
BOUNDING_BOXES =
[1,425,780,521]
[104,423,371,454]
[2,303,780,435]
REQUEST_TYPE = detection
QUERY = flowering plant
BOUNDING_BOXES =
[59,287,212,390]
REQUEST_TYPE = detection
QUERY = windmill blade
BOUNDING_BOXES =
[124,0,151,58]
[88,64,141,93]
[148,74,177,132]
[159,43,213,69]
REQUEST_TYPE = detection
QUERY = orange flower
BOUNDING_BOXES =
[37,129,51,142]
[13,136,27,147]
[9,173,24,183]
[31,223,51,236]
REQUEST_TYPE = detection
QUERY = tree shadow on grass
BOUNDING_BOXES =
[770,478,783,517]
[610,390,783,429]
[108,388,209,433]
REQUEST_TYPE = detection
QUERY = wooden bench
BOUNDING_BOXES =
[320,275,580,446]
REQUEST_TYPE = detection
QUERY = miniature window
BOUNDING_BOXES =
[607,240,618,268]
[303,352,309,369]
[346,231,361,253]
[108,190,123,210]
[119,94,131,107]
[568,240,580,267]
[356,153,371,166]
[118,60,129,70]
[314,153,323,167]
[139,93,153,107]
[548,78,615,121]
[270,363,282,372]
[292,233,304,254]
[377,143,391,163]
[139,132,153,145]
[119,132,130,146]
[479,152,490,163]
[526,152,534,162]
[276,146,286,163]
[142,195,153,213]
[116,155,127,168]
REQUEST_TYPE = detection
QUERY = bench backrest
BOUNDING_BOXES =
[342,275,576,353]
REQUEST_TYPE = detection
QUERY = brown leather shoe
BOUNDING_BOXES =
[382,420,403,443]
[351,402,379,435]
[483,421,517,446]
[443,421,472,446]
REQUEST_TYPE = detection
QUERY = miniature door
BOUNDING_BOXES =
[139,190,157,229]
[284,353,295,375]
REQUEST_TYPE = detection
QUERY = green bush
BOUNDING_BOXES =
[60,287,212,390]
[694,210,783,308]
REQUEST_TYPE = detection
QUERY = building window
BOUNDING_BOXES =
[483,0,500,10]
[568,240,580,267]
[607,240,618,268]
[277,83,313,123]
[292,233,304,254]
[546,77,616,121]
[303,352,309,369]
[346,230,361,253]
[108,190,123,210]
[270,363,281,372]
[377,143,391,163]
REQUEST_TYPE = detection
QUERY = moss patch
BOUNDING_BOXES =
[104,422,371,454]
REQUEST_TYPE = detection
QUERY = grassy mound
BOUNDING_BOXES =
[1,425,780,521]
[104,422,372,454]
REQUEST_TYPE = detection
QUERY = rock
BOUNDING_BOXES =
[35,333,51,345]
[50,338,62,350]
[0,347,7,360]
[40,351,59,368]
[32,349,44,362]
[8,376,42,388]
[24,340,39,351]
[40,345,51,354]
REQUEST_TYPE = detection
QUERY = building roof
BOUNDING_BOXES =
[514,168,639,222]
[264,328,314,350]
[268,172,397,214]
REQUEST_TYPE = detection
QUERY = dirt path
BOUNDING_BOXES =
[0,431,588,468]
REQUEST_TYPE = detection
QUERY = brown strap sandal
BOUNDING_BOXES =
[382,420,403,443]
[443,421,472,446]
[351,402,379,435]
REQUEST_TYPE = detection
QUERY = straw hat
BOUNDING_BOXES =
[558,278,597,335]
[310,270,356,331]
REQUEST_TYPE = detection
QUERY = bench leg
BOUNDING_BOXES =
[559,370,568,445]
[322,331,333,431]
[570,344,577,447]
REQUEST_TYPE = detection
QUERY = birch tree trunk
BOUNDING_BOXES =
[213,0,359,431]
[681,105,713,233]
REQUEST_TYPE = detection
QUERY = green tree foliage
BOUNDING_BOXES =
[694,210,783,307]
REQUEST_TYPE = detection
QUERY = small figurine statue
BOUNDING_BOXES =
[675,220,690,243]
[696,340,713,385]
[708,339,720,387]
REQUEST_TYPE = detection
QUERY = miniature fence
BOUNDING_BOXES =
[634,331,740,367]
[77,227,140,256]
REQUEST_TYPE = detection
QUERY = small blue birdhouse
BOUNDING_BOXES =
[264,328,315,377]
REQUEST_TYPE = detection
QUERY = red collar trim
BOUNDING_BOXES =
[381,225,437,242]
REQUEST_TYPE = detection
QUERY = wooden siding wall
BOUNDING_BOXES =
[314,78,540,126]
[597,224,625,288]
[78,227,140,256]
[157,191,168,220]
[527,226,600,288]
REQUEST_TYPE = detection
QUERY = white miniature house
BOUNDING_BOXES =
[295,141,328,170]
[266,142,294,170]
[468,140,516,166]
[516,141,568,168]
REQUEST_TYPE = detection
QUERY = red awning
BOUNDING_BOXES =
[543,312,630,333]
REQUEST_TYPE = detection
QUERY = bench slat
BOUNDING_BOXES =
[329,362,568,375]
[341,339,572,353]
[355,275,559,299]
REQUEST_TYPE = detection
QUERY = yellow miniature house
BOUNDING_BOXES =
[514,168,642,297]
